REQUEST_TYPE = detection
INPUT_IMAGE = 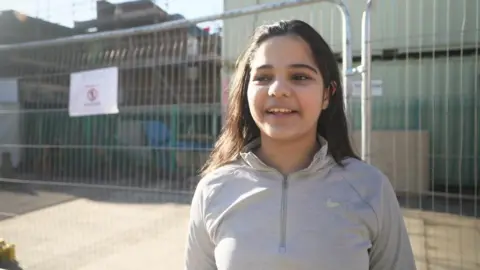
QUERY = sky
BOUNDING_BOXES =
[0,0,223,29]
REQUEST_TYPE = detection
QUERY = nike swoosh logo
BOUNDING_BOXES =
[326,198,341,208]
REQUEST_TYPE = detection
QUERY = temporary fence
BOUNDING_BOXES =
[0,0,478,269]
[358,1,479,269]
[0,0,358,269]
[0,0,357,194]
[359,0,478,200]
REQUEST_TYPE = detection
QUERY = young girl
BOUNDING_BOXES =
[184,19,416,270]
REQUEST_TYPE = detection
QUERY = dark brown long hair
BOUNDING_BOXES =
[201,20,359,176]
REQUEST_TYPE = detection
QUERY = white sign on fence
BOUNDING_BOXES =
[0,78,18,103]
[351,80,383,97]
[69,67,119,117]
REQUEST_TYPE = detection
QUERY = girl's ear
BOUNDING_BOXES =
[330,81,337,96]
[322,81,337,110]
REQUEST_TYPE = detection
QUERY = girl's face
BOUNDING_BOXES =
[247,35,328,142]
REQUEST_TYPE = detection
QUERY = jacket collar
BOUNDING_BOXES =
[239,136,334,174]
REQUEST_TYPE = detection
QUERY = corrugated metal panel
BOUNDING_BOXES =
[223,0,478,61]
[349,56,479,188]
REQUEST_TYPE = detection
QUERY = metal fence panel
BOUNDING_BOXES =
[360,0,479,269]
[0,0,354,194]
[0,0,478,269]
[0,1,354,269]
[359,0,479,201]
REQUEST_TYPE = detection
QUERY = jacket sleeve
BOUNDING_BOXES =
[184,180,217,270]
[369,177,417,270]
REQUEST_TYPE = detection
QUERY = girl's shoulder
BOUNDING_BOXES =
[339,158,389,186]
[335,157,396,205]
[193,162,246,197]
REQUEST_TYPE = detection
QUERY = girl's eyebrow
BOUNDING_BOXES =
[289,64,318,74]
[253,63,318,74]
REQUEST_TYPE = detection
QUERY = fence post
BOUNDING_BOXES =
[333,1,355,116]
[360,0,373,163]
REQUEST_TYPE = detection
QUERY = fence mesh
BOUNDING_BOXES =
[0,0,478,269]
[0,1,349,269]
[354,0,479,269]
[0,3,226,194]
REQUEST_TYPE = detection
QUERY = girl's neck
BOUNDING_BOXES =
[255,132,320,175]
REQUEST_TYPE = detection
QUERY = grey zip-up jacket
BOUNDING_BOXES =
[185,138,416,270]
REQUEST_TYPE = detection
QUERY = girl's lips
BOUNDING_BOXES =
[265,111,299,119]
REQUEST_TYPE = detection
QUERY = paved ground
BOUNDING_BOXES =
[0,186,191,270]
[0,184,479,270]
[404,209,480,270]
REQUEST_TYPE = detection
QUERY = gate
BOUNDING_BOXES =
[0,0,355,269]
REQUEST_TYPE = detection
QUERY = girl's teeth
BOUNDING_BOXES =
[270,109,292,113]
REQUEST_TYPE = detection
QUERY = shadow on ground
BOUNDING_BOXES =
[2,176,480,221]
[398,192,480,218]
[0,261,24,270]
[0,176,193,223]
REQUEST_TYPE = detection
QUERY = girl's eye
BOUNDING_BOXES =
[291,74,311,81]
[252,75,272,82]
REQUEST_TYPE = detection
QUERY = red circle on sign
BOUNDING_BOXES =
[87,88,98,101]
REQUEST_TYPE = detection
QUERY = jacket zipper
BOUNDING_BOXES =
[279,175,288,253]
